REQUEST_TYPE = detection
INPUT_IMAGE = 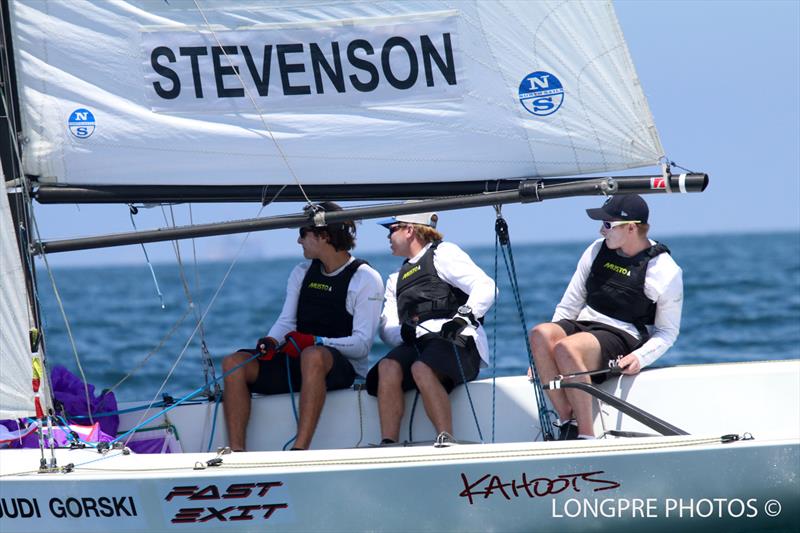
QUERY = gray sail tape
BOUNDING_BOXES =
[679,173,688,194]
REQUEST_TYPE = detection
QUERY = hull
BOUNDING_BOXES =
[1,360,799,532]
[0,438,797,532]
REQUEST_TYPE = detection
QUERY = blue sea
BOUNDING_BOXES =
[37,231,800,402]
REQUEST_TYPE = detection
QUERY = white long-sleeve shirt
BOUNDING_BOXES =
[267,257,384,377]
[379,241,496,366]
[552,238,683,368]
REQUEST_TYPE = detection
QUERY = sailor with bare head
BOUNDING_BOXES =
[222,202,383,451]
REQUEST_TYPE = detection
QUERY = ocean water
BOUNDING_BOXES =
[37,231,800,402]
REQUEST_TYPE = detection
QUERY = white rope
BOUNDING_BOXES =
[122,203,268,446]
[191,0,314,207]
[105,304,193,395]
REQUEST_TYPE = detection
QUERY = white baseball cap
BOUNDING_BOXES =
[378,211,438,229]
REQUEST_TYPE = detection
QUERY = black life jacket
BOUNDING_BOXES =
[396,241,468,324]
[585,241,670,342]
[296,258,366,338]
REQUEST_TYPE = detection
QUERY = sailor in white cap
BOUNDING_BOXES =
[366,210,496,445]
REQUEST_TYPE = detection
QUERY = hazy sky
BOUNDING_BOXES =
[30,0,800,267]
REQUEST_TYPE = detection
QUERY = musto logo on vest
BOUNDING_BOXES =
[603,262,632,277]
[401,265,421,280]
[518,71,564,116]
[307,282,332,292]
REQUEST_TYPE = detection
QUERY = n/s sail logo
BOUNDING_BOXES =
[68,108,96,139]
[518,72,564,116]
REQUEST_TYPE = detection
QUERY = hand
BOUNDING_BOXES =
[439,317,468,342]
[616,354,642,375]
[256,336,279,361]
[283,331,317,358]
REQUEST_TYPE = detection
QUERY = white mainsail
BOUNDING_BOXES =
[10,0,663,186]
[0,171,47,419]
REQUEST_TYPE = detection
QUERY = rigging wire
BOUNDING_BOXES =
[128,204,165,308]
[191,0,314,207]
[668,160,697,174]
[189,203,221,400]
[161,204,219,400]
[120,203,269,448]
[111,348,262,447]
[105,304,193,396]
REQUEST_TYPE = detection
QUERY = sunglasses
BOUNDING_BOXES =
[388,224,408,235]
[299,226,322,238]
[602,220,641,230]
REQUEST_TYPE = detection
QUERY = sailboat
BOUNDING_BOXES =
[1,1,797,531]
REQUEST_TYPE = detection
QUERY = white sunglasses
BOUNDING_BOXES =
[602,220,641,229]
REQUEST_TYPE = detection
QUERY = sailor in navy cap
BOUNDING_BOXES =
[529,194,684,440]
[367,208,496,446]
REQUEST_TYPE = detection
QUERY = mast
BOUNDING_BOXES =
[0,0,40,327]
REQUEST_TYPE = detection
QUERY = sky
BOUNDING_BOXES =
[28,0,800,267]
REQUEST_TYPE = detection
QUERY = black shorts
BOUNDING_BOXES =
[365,334,481,395]
[554,319,640,383]
[240,347,356,395]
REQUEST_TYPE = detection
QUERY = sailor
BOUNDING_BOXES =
[222,202,384,451]
[529,194,683,440]
[366,211,496,445]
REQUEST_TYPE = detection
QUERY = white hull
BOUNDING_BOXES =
[1,360,798,532]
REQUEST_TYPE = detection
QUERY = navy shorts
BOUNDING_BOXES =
[554,319,640,383]
[239,346,356,395]
[366,334,481,395]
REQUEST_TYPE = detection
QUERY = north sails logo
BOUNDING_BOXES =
[518,71,564,116]
[603,262,631,277]
[68,108,96,138]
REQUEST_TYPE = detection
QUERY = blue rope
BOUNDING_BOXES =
[110,350,261,446]
[69,401,201,419]
[205,395,222,452]
[282,352,299,451]
[451,344,483,443]
[49,415,99,449]
[496,217,555,440]
[411,326,484,442]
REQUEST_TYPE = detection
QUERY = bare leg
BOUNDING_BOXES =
[552,333,603,436]
[530,323,572,421]
[222,352,260,451]
[411,361,452,436]
[376,358,405,442]
[293,347,334,450]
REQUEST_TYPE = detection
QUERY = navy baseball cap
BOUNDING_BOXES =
[586,194,649,224]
